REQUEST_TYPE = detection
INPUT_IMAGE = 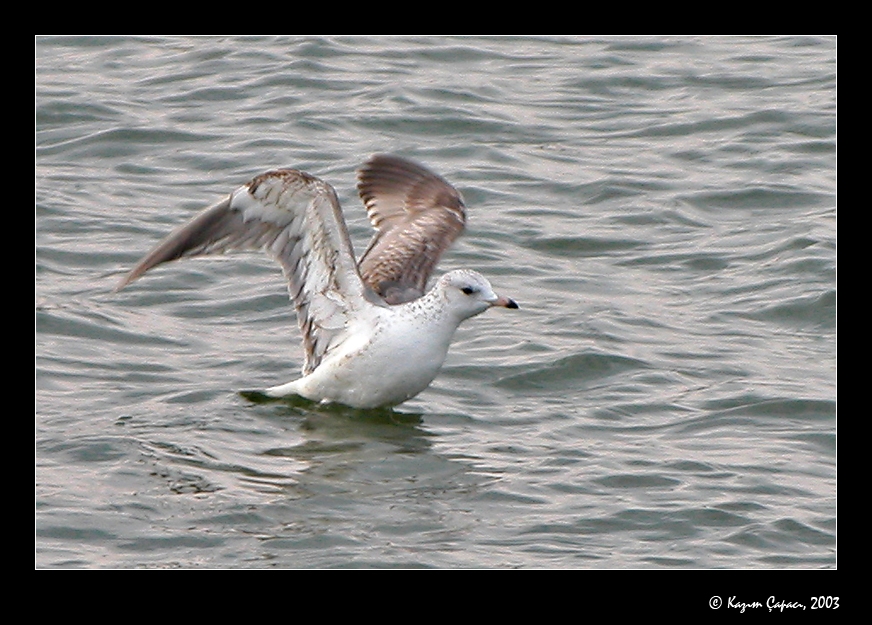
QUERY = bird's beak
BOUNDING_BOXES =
[491,295,519,309]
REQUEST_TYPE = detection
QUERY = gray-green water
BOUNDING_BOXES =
[36,36,836,568]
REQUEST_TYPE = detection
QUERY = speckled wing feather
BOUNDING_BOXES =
[356,154,466,304]
[116,169,381,375]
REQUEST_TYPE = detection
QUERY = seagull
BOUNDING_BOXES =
[116,154,518,409]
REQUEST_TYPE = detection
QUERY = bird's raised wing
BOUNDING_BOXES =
[356,154,466,304]
[116,169,382,374]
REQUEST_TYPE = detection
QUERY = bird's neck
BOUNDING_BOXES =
[398,284,461,330]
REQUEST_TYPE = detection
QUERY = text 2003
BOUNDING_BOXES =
[811,597,839,609]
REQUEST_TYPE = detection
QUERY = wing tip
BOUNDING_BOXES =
[357,153,466,215]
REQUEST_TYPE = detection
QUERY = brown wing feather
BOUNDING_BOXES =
[116,169,378,375]
[356,155,466,304]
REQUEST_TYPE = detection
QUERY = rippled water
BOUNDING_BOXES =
[35,36,836,568]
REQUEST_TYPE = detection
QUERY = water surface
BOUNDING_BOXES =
[36,36,836,568]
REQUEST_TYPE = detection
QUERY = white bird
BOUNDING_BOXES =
[116,154,518,409]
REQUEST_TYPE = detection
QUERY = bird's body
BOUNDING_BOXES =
[117,155,517,409]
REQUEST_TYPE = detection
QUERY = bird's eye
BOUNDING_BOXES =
[461,286,477,295]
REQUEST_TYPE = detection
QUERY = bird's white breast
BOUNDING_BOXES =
[289,304,455,408]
